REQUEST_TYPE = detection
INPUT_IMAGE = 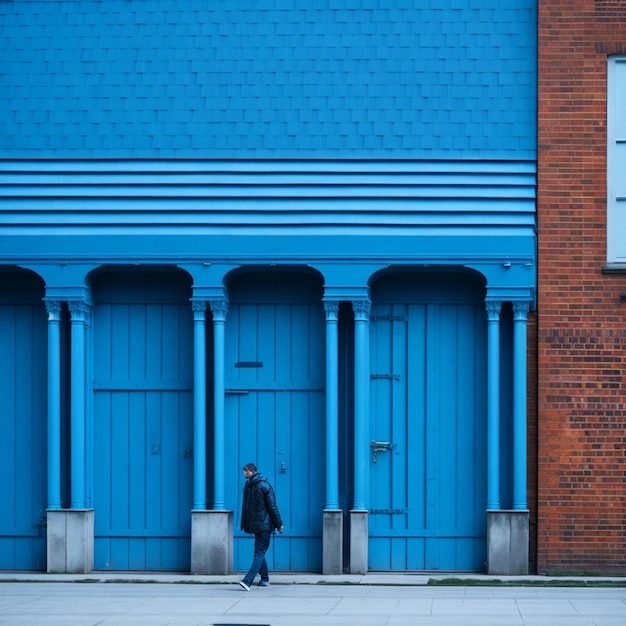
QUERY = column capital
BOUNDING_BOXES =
[209,299,229,321]
[512,301,530,319]
[68,300,91,323]
[45,300,62,321]
[352,300,371,320]
[324,300,339,320]
[191,300,207,321]
[485,300,502,320]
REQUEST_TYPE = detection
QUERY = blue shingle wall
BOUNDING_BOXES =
[0,0,537,159]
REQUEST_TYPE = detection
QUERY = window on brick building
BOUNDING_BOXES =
[607,56,626,264]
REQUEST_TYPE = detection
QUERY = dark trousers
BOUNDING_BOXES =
[242,530,271,585]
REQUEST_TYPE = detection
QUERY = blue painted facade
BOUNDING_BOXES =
[0,1,536,573]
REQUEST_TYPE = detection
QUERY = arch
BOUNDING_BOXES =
[88,264,193,296]
[1,265,46,299]
[369,265,487,299]
[0,266,47,570]
[90,265,194,570]
[223,264,325,298]
[222,265,326,571]
[367,267,488,570]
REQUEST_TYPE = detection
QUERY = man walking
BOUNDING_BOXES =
[239,463,284,590]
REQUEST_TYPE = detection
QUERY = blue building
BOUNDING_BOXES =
[0,1,536,575]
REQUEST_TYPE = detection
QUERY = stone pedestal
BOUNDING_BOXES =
[487,510,529,575]
[349,510,368,574]
[322,509,343,574]
[191,510,233,574]
[47,509,94,573]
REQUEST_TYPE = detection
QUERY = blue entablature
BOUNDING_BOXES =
[0,159,536,297]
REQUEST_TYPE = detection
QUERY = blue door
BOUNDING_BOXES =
[92,271,193,570]
[0,271,47,570]
[368,273,487,571]
[224,271,325,572]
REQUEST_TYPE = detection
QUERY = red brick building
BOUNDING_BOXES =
[538,0,626,574]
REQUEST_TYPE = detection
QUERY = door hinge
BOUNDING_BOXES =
[370,315,407,322]
[370,373,400,380]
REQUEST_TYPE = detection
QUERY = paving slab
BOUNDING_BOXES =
[0,577,624,626]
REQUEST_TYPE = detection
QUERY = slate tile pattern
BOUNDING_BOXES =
[0,0,536,158]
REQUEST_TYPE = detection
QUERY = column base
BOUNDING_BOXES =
[191,510,233,575]
[46,509,94,574]
[349,510,368,575]
[487,510,529,575]
[322,510,343,574]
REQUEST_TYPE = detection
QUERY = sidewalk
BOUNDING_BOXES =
[0,573,625,626]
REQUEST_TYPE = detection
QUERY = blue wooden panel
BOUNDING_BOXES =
[0,273,47,570]
[406,305,428,538]
[225,271,325,572]
[368,273,487,571]
[92,271,193,571]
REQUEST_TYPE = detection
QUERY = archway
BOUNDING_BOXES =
[367,269,488,570]
[222,267,326,572]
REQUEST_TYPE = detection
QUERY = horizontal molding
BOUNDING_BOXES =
[368,529,484,539]
[93,380,323,392]
[95,530,190,538]
[0,204,536,226]
[225,382,324,392]
[0,159,537,174]
[0,236,536,264]
[0,529,44,537]
[0,183,536,200]
[0,159,536,209]
[93,379,193,391]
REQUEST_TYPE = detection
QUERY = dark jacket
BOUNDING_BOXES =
[240,472,283,534]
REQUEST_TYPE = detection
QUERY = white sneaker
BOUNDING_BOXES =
[238,580,251,591]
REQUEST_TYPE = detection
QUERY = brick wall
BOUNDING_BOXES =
[527,312,539,573]
[538,0,626,574]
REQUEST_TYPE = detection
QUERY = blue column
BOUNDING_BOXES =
[210,300,228,511]
[486,300,502,511]
[46,300,62,510]
[192,301,207,510]
[324,301,340,510]
[352,299,371,511]
[512,301,530,510]
[69,301,90,509]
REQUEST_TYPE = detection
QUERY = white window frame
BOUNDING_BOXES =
[607,56,626,264]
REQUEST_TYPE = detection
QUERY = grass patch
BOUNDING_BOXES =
[428,578,626,588]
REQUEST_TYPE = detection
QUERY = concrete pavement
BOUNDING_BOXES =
[0,574,624,626]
